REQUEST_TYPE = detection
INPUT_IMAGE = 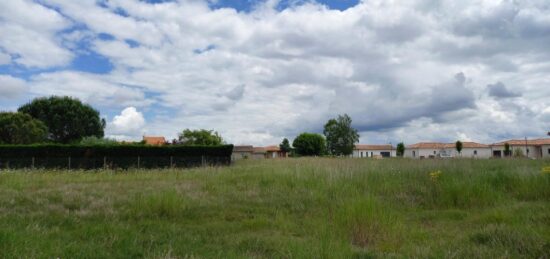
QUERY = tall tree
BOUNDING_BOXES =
[178,129,224,145]
[292,133,326,156]
[279,138,292,153]
[504,143,511,157]
[323,114,359,156]
[455,141,463,156]
[18,96,105,144]
[0,112,48,144]
[396,142,405,157]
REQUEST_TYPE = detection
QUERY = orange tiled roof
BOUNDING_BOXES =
[264,145,281,152]
[354,144,393,150]
[233,145,254,152]
[407,142,489,149]
[492,138,550,146]
[143,136,166,146]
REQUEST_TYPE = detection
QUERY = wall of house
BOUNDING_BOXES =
[352,149,396,158]
[404,149,442,158]
[542,145,550,158]
[231,151,253,161]
[451,148,492,158]
[491,145,540,158]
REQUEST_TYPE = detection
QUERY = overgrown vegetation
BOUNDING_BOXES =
[0,158,548,258]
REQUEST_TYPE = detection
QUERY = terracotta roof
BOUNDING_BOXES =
[233,145,254,152]
[143,136,166,146]
[253,147,267,153]
[354,144,393,150]
[406,142,489,149]
[264,145,281,152]
[492,138,550,146]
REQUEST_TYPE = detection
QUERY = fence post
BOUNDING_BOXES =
[170,156,173,168]
[202,156,205,167]
[32,157,35,169]
[103,156,107,170]
[137,156,140,169]
[68,156,71,170]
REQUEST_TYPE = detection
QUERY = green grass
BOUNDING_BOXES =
[0,158,549,258]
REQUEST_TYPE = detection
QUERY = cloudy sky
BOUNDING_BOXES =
[1,0,549,145]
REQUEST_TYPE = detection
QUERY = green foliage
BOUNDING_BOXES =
[456,140,463,154]
[178,129,224,146]
[396,142,405,157]
[513,148,524,157]
[79,136,118,145]
[292,133,326,156]
[0,112,48,144]
[279,138,292,153]
[18,96,105,144]
[323,114,359,156]
[504,143,511,157]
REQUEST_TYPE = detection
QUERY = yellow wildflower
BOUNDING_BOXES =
[542,166,550,175]
[430,170,442,181]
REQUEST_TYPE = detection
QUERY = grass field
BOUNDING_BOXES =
[0,158,549,258]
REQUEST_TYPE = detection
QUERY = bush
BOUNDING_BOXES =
[0,144,234,169]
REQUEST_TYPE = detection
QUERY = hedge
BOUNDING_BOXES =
[0,144,233,169]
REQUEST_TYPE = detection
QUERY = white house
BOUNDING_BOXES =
[352,144,395,158]
[404,142,491,159]
[491,139,550,159]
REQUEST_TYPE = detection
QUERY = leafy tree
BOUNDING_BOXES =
[504,143,511,157]
[279,138,292,153]
[323,114,359,156]
[513,147,524,157]
[292,133,326,156]
[0,112,48,144]
[396,142,405,157]
[80,136,118,145]
[18,96,105,144]
[455,141,463,156]
[178,129,224,146]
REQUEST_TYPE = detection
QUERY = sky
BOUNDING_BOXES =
[0,0,549,145]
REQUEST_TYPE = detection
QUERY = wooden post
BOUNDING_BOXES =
[137,156,140,169]
[31,157,35,169]
[68,156,71,170]
[201,156,205,167]
[170,156,173,168]
[103,156,107,170]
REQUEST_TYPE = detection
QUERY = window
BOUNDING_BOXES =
[527,148,530,154]
[413,151,416,157]
[548,148,550,155]
[433,150,436,155]
[474,150,477,155]
[371,152,373,157]
[361,152,363,158]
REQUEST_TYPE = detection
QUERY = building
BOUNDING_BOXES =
[404,142,491,159]
[491,139,550,159]
[251,146,288,159]
[353,144,395,158]
[142,136,166,146]
[231,145,254,160]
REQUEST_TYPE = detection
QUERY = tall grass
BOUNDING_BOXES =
[0,158,548,258]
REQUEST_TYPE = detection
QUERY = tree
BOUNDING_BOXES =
[279,138,292,153]
[0,112,48,144]
[18,96,105,144]
[396,142,405,157]
[178,129,224,145]
[504,143,511,157]
[513,147,524,157]
[323,114,359,156]
[292,133,326,156]
[455,141,463,156]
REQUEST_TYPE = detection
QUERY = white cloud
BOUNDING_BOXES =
[108,107,146,139]
[0,75,27,99]
[2,0,550,145]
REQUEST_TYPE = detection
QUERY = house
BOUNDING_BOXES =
[404,142,491,159]
[231,145,254,160]
[143,136,166,146]
[490,139,550,159]
[353,144,395,158]
[251,146,288,159]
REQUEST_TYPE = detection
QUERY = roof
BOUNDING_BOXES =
[143,136,166,146]
[233,145,254,152]
[263,145,281,152]
[407,142,489,149]
[491,138,550,146]
[253,147,267,153]
[354,144,393,150]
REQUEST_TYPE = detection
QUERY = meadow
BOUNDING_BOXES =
[0,158,549,258]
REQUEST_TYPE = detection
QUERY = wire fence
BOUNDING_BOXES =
[0,156,231,170]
